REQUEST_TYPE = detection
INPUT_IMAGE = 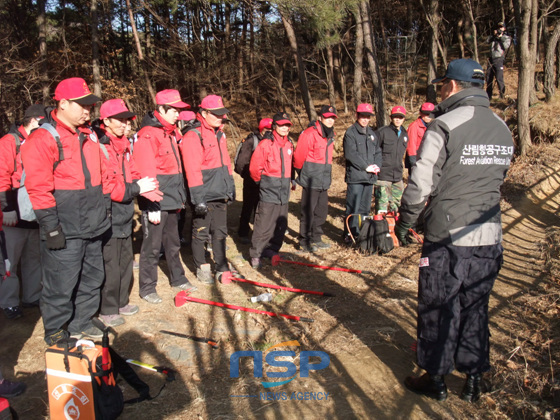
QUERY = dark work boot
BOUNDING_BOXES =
[404,373,448,401]
[460,374,482,402]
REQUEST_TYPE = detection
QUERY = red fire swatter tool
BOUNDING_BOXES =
[174,291,314,323]
[219,271,334,297]
[271,254,363,274]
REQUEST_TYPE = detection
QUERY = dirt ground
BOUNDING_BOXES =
[1,139,559,419]
[2,68,560,418]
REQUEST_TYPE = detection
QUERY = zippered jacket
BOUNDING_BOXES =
[293,121,335,191]
[21,110,110,240]
[343,122,382,184]
[399,88,514,246]
[249,131,293,205]
[406,117,428,158]
[0,125,39,229]
[375,124,408,182]
[133,111,186,211]
[96,126,141,238]
[181,115,235,205]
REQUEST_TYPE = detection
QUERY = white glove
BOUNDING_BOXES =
[366,164,380,174]
[291,180,296,191]
[2,211,18,227]
[137,177,158,194]
[148,211,161,225]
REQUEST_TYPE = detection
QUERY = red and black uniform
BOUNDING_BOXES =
[248,131,293,258]
[406,117,428,169]
[21,110,110,340]
[0,125,42,311]
[95,125,141,316]
[133,111,189,297]
[293,121,335,244]
[181,116,235,272]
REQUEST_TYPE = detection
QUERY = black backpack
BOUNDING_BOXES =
[355,216,395,255]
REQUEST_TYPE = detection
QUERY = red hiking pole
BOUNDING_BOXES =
[174,291,314,322]
[219,271,334,297]
[271,254,363,274]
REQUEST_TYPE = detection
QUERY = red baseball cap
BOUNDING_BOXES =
[53,78,101,105]
[420,102,435,114]
[320,105,338,119]
[272,112,292,126]
[179,110,196,121]
[356,103,374,116]
[258,118,273,132]
[155,89,190,109]
[100,99,136,120]
[390,106,406,117]
[200,94,229,115]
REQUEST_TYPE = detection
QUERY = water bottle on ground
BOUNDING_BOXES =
[251,293,272,303]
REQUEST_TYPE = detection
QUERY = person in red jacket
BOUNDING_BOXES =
[181,95,235,284]
[405,102,434,174]
[293,105,337,252]
[21,77,110,344]
[93,99,162,326]
[248,112,294,269]
[133,89,196,304]
[0,104,45,320]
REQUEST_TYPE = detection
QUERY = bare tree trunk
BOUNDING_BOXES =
[457,17,466,59]
[422,0,440,103]
[279,7,316,121]
[91,0,102,114]
[334,46,347,113]
[325,44,337,107]
[514,0,536,155]
[353,7,364,110]
[126,0,156,104]
[544,18,560,101]
[359,1,386,127]
[37,0,49,103]
[463,0,479,62]
[529,0,538,103]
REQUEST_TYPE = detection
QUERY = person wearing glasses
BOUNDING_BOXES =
[374,106,408,214]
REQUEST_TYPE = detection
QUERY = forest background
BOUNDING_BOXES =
[0,0,558,154]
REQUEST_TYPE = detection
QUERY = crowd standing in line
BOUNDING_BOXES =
[1,56,513,405]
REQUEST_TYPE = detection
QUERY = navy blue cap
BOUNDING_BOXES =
[431,59,485,84]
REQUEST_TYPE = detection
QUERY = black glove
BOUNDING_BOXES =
[394,220,413,246]
[408,155,417,166]
[46,224,66,250]
[194,203,208,217]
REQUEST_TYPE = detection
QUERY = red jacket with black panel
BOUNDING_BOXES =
[180,115,235,205]
[249,131,293,205]
[293,121,335,191]
[133,111,186,211]
[21,110,111,240]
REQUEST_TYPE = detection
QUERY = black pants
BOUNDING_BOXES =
[101,236,133,315]
[486,57,505,97]
[191,201,229,272]
[139,210,187,297]
[40,237,104,337]
[299,187,328,243]
[250,202,288,258]
[416,241,503,376]
[238,178,260,237]
[344,183,374,238]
